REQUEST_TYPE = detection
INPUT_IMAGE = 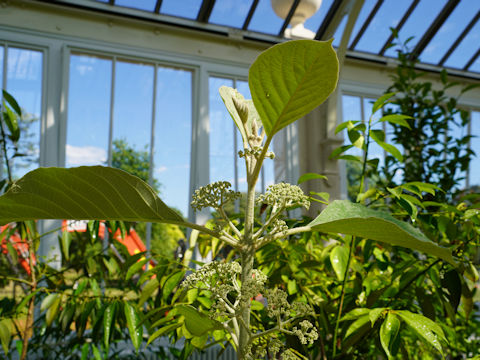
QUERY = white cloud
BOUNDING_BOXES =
[66,144,106,166]
[155,166,168,175]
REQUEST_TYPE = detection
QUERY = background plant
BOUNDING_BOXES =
[0,40,467,360]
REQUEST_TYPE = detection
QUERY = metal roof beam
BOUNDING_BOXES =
[278,0,301,36]
[315,0,347,40]
[349,0,383,50]
[439,10,480,66]
[196,0,216,23]
[410,0,460,59]
[242,0,259,30]
[154,0,162,14]
[379,0,419,56]
[464,48,480,71]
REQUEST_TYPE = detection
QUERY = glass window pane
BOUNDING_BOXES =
[469,111,480,188]
[470,56,480,73]
[210,0,254,28]
[0,46,3,83]
[115,0,156,11]
[355,0,417,54]
[7,47,43,178]
[112,60,154,178]
[153,67,192,217]
[209,77,235,185]
[248,0,284,35]
[419,0,480,65]
[161,0,203,20]
[67,53,111,167]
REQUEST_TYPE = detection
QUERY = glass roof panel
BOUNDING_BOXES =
[248,0,284,35]
[115,0,156,12]
[347,0,377,47]
[385,0,451,58]
[470,56,480,72]
[160,0,203,20]
[302,0,334,36]
[444,19,480,69]
[420,0,480,65]
[210,0,253,28]
[353,0,415,53]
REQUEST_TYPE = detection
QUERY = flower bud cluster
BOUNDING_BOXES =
[241,269,268,303]
[292,320,318,345]
[191,181,241,211]
[183,261,241,290]
[257,183,310,210]
[271,219,288,236]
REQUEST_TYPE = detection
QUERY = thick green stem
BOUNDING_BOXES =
[332,237,354,358]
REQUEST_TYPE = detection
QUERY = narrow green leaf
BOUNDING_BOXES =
[175,305,223,336]
[370,130,403,161]
[379,114,412,129]
[0,166,186,226]
[162,271,185,303]
[380,312,401,359]
[3,105,20,142]
[103,302,116,352]
[297,173,327,184]
[60,229,71,261]
[138,278,159,306]
[396,310,446,355]
[124,302,143,353]
[148,323,182,345]
[46,295,61,326]
[80,343,89,360]
[346,314,370,338]
[2,90,22,116]
[342,308,370,321]
[335,120,360,134]
[41,293,58,312]
[0,319,11,355]
[372,93,395,114]
[126,258,149,280]
[249,39,338,136]
[91,344,102,360]
[308,200,455,265]
[369,307,386,326]
[330,245,349,281]
[329,145,353,159]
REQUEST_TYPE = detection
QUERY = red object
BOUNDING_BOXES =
[1,224,36,275]
[62,220,154,268]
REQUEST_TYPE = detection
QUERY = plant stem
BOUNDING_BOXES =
[20,231,37,360]
[332,237,354,358]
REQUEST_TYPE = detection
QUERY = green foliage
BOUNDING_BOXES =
[0,39,477,360]
[381,43,476,198]
[249,39,338,137]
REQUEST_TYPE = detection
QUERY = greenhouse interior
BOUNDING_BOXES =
[0,0,480,359]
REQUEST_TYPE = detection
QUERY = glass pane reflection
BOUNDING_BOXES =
[7,47,43,178]
[67,54,111,167]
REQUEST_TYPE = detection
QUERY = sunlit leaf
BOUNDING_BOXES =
[309,200,455,265]
[297,172,327,184]
[124,301,143,353]
[396,310,446,355]
[330,245,349,281]
[0,166,186,226]
[380,312,400,359]
[175,305,223,336]
[249,40,338,137]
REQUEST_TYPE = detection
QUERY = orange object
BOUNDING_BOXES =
[1,224,36,275]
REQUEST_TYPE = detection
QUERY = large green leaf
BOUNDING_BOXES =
[380,312,400,359]
[308,200,454,265]
[0,166,185,225]
[249,39,338,137]
[124,301,143,353]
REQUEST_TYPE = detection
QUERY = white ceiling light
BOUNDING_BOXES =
[271,0,322,39]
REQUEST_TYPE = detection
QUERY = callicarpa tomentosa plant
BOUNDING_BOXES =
[0,40,456,359]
